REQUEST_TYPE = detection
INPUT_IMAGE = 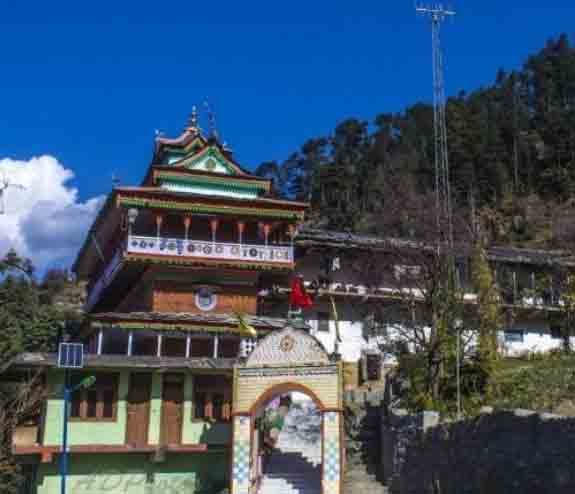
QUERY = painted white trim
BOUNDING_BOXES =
[127,236,293,264]
[157,334,163,357]
[97,330,103,356]
[160,182,258,200]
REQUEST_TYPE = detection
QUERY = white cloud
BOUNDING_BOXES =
[0,156,104,273]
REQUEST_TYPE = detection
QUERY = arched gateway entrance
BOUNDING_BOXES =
[231,325,343,494]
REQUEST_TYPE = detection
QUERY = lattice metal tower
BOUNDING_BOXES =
[416,4,455,249]
[416,4,461,419]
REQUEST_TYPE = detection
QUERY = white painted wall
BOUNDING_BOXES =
[499,325,575,357]
[306,319,366,362]
[303,314,569,363]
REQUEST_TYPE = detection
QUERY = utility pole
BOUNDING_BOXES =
[416,4,462,419]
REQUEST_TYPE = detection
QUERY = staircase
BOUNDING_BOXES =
[259,400,322,494]
[343,402,389,494]
[343,463,388,494]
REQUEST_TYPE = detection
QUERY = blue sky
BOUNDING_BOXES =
[0,1,574,270]
[1,1,574,200]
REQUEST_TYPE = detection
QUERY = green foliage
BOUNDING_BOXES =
[489,353,575,413]
[0,462,22,494]
[0,273,62,365]
[0,251,70,494]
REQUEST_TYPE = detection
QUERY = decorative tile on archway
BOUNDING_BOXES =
[323,412,341,494]
[232,415,251,494]
[231,323,343,494]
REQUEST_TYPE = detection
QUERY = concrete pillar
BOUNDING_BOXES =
[213,336,219,359]
[185,335,192,358]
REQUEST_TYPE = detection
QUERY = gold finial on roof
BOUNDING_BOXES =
[187,105,199,132]
[204,99,219,140]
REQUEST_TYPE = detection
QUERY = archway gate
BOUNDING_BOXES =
[231,325,344,494]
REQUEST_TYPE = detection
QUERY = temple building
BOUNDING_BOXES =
[11,110,344,494]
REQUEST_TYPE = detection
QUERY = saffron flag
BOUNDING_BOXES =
[289,276,314,309]
[236,313,257,337]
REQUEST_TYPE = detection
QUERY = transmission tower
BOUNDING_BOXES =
[416,4,461,419]
[416,4,455,250]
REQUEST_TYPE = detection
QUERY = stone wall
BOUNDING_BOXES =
[381,407,575,494]
[343,390,387,494]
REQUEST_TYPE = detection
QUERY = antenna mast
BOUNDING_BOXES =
[416,4,461,419]
[416,4,455,250]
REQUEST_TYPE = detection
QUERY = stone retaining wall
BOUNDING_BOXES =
[381,407,575,494]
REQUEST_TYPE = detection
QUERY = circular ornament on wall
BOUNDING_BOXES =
[279,335,295,353]
[195,287,218,311]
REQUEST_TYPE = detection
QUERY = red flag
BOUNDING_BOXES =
[290,276,313,309]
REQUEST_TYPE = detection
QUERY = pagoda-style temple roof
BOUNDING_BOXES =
[72,113,308,279]
[12,352,237,370]
[88,312,290,335]
[114,186,307,219]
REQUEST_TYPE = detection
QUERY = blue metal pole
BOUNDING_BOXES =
[60,369,70,494]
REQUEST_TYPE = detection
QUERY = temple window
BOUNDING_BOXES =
[189,338,214,358]
[504,330,524,343]
[317,312,330,332]
[101,329,129,355]
[550,326,563,340]
[218,338,240,358]
[162,336,187,357]
[393,264,421,282]
[132,333,158,356]
[70,373,118,421]
[192,375,232,422]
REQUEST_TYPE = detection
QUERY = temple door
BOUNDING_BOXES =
[126,373,152,447]
[161,374,184,445]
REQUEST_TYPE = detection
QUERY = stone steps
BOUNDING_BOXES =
[344,465,388,494]
[259,400,322,494]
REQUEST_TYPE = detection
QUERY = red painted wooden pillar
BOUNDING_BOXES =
[237,221,245,245]
[210,218,219,244]
[263,223,271,246]
[184,216,192,240]
[155,214,164,238]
